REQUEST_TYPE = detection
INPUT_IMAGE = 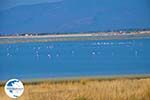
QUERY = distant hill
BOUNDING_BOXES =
[0,0,150,34]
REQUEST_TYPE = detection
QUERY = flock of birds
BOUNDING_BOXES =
[4,41,141,60]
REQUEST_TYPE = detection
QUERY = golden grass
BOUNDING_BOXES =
[0,78,150,100]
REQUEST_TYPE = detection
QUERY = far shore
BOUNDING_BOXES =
[0,31,150,39]
[0,31,150,44]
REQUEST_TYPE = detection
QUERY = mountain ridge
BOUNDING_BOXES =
[0,0,150,34]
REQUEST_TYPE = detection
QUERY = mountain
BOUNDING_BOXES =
[0,0,150,34]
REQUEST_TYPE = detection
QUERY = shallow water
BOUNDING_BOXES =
[0,37,150,80]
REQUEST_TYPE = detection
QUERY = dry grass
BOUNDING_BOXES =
[0,78,150,100]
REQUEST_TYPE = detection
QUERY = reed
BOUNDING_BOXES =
[0,78,150,100]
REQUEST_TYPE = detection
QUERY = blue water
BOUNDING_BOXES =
[0,38,150,80]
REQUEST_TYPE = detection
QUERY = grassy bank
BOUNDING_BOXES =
[0,78,150,100]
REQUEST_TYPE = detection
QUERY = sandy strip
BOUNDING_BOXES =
[0,31,150,39]
[0,32,150,44]
[0,33,94,39]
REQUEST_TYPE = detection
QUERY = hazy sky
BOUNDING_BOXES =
[0,0,63,10]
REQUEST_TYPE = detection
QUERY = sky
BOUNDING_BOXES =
[0,0,63,10]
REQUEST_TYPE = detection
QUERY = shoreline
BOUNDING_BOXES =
[0,32,150,44]
[0,31,150,38]
[1,74,150,85]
